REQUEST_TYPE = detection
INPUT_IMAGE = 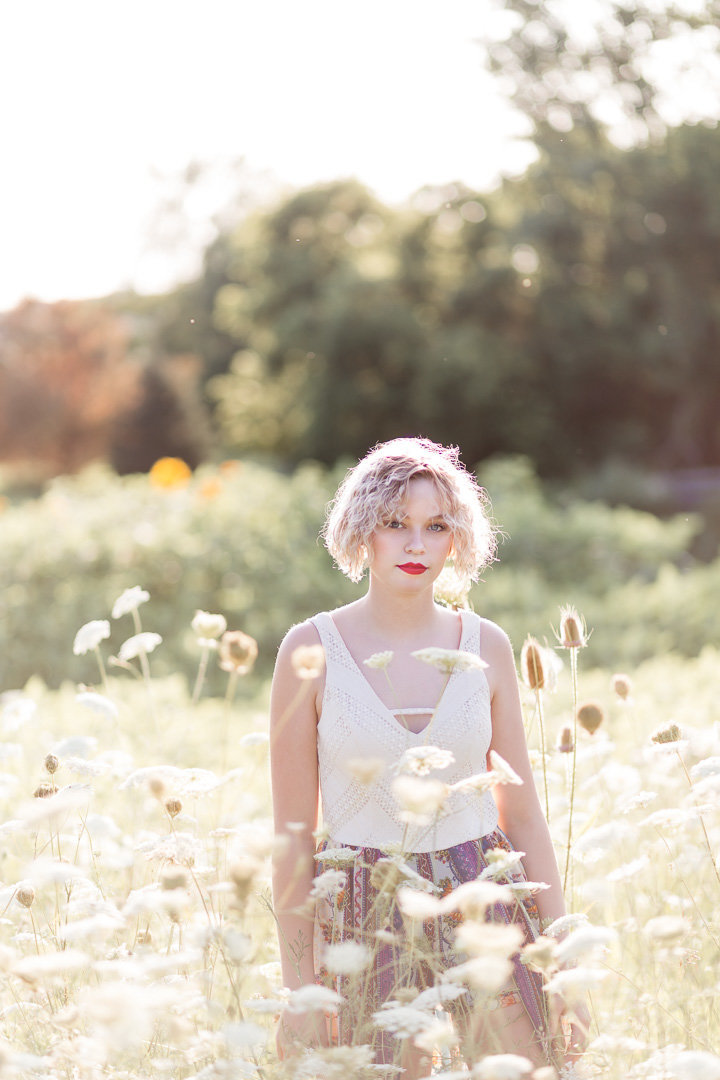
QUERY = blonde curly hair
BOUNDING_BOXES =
[322,438,497,584]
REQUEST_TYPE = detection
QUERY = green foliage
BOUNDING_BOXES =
[0,456,716,691]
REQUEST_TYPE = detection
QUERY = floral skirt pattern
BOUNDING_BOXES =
[314,828,552,1064]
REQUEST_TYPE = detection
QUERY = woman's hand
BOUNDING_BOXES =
[549,992,591,1062]
[276,1010,329,1059]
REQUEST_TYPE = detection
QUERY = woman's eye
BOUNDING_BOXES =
[429,522,447,532]
[385,520,403,529]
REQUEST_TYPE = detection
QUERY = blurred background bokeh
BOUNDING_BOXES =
[1,0,719,691]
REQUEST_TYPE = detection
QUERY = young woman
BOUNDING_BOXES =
[270,438,586,1075]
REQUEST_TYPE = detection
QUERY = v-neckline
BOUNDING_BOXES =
[325,611,467,739]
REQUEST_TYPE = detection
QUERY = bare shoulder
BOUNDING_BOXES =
[276,618,323,660]
[478,616,514,657]
[477,617,517,695]
[272,618,325,718]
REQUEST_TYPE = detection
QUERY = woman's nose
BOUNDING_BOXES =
[405,529,425,553]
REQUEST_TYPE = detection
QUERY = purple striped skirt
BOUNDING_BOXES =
[314,827,553,1064]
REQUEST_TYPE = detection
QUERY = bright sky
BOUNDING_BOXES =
[0,0,533,312]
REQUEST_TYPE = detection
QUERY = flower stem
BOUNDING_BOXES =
[563,649,579,900]
[192,645,210,705]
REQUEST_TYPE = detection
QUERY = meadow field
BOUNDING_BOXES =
[1,461,719,1079]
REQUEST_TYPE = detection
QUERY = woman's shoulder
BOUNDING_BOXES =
[278,617,323,655]
[471,612,514,656]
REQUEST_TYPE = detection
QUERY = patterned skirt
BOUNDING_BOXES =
[314,828,553,1065]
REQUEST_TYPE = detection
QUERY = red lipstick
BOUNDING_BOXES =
[398,563,427,575]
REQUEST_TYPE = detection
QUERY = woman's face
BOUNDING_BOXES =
[367,476,454,588]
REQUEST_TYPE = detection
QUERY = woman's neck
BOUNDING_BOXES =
[360,579,442,640]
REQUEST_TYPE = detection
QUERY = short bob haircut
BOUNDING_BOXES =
[322,437,497,584]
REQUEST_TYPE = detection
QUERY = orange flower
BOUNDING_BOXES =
[149,457,192,489]
[198,476,223,500]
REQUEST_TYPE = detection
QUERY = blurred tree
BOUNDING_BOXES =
[0,299,137,475]
[109,354,212,474]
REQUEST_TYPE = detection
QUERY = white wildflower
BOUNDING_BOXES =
[118,632,162,661]
[488,750,523,786]
[446,955,514,992]
[474,1054,534,1080]
[12,949,91,984]
[414,1016,458,1053]
[395,745,455,776]
[314,848,358,866]
[412,983,468,1010]
[191,610,227,643]
[479,847,526,881]
[543,966,609,1001]
[554,926,617,966]
[287,984,343,1013]
[223,1021,269,1048]
[323,940,372,975]
[606,855,650,882]
[451,771,497,795]
[346,756,386,786]
[392,775,448,822]
[541,914,590,939]
[666,1051,720,1080]
[112,586,150,619]
[75,692,119,720]
[363,651,394,670]
[397,887,443,920]
[412,647,488,673]
[73,620,111,655]
[239,732,268,748]
[372,1003,429,1037]
[643,915,690,943]
[433,565,471,610]
[438,879,513,917]
[455,921,524,959]
[310,869,347,899]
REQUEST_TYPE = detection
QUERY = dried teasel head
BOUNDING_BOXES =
[218,631,258,676]
[33,782,54,798]
[651,722,682,745]
[558,605,587,649]
[44,754,59,775]
[612,673,633,701]
[576,701,605,735]
[557,726,574,753]
[520,636,547,691]
[165,798,182,819]
[16,885,35,909]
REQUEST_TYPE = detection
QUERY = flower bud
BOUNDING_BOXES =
[521,637,547,691]
[558,605,587,649]
[576,701,605,735]
[557,726,574,753]
[165,798,182,818]
[16,885,35,909]
[191,610,227,641]
[218,631,258,676]
[612,673,632,701]
[291,644,325,680]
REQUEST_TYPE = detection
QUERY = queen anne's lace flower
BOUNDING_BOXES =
[112,587,150,620]
[118,633,162,662]
[412,647,487,673]
[73,620,111,656]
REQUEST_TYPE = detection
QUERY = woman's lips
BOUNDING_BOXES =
[397,563,428,575]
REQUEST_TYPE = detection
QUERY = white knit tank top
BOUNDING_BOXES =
[311,610,498,853]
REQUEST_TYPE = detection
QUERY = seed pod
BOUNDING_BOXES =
[558,606,587,649]
[612,673,633,701]
[521,636,547,691]
[33,782,54,798]
[576,702,605,735]
[218,631,258,676]
[557,726,574,753]
[651,722,682,745]
[44,754,59,775]
[165,798,182,818]
[16,885,35,909]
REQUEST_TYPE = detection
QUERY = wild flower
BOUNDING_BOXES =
[290,643,325,679]
[346,756,386,786]
[323,940,372,975]
[363,650,394,670]
[554,925,617,965]
[75,691,119,719]
[286,984,344,1013]
[488,750,523,786]
[218,631,258,675]
[111,586,150,620]
[310,869,347,900]
[576,701,605,735]
[665,1050,720,1080]
[474,1055,535,1080]
[15,884,35,908]
[542,965,609,1002]
[73,619,111,655]
[372,1002,432,1037]
[446,954,515,992]
[391,774,448,821]
[651,722,683,744]
[478,847,526,880]
[643,915,690,943]
[411,647,488,673]
[395,744,455,776]
[521,936,558,974]
[454,920,524,959]
[118,632,162,662]
[44,753,59,775]
[433,564,471,610]
[191,609,228,643]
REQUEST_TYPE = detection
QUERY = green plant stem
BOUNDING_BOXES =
[93,644,109,694]
[563,648,579,900]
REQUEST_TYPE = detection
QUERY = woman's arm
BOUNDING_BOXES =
[482,622,565,923]
[269,622,324,991]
